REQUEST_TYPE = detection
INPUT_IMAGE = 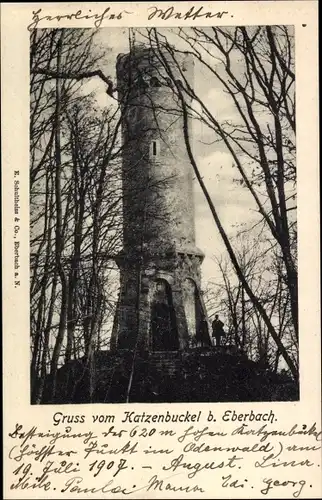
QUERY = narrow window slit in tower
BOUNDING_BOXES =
[152,140,157,156]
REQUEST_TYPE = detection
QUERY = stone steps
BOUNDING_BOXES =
[146,351,181,377]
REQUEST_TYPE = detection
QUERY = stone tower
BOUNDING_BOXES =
[111,45,210,352]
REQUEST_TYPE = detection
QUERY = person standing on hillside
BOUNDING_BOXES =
[211,315,225,347]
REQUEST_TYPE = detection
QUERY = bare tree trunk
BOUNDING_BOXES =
[35,275,58,403]
[65,131,86,363]
[168,67,298,380]
[241,284,246,348]
[49,30,68,401]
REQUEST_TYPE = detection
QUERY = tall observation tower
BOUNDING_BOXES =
[111,45,210,352]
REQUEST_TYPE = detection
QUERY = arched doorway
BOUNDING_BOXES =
[150,279,178,351]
